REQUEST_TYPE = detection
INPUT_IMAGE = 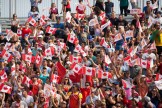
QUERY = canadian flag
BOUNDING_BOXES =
[46,26,57,34]
[99,12,106,22]
[140,59,149,69]
[58,41,66,50]
[0,70,8,83]
[141,38,147,49]
[129,46,138,57]
[35,55,42,66]
[122,79,133,89]
[67,33,78,44]
[98,71,112,79]
[72,63,83,74]
[104,55,111,65]
[6,30,15,41]
[0,83,12,94]
[114,33,123,42]
[17,29,22,36]
[40,15,47,26]
[100,38,110,48]
[50,74,59,83]
[75,14,85,20]
[27,16,37,26]
[74,44,82,52]
[19,63,27,73]
[156,74,162,81]
[83,67,95,76]
[4,42,11,50]
[101,20,112,31]
[125,30,133,39]
[66,11,72,23]
[22,54,35,63]
[69,55,82,63]
[0,50,13,62]
[123,56,131,65]
[22,48,32,55]
[44,46,55,56]
[13,51,21,59]
[22,76,33,87]
[80,49,87,57]
[69,72,82,83]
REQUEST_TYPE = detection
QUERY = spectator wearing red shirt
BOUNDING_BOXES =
[49,3,58,21]
[21,22,32,48]
[80,82,91,104]
[76,0,86,14]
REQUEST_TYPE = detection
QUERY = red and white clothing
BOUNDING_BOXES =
[76,3,86,14]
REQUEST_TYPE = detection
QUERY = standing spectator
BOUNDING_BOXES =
[49,3,58,22]
[0,33,7,44]
[22,90,34,107]
[119,0,129,16]
[95,0,104,11]
[76,0,86,14]
[30,0,42,12]
[61,84,83,108]
[104,0,114,18]
[28,6,39,19]
[11,94,28,108]
[61,0,71,21]
[143,1,153,18]
[130,0,137,9]
[151,0,159,14]
[150,22,162,57]
[116,15,128,29]
[11,14,19,33]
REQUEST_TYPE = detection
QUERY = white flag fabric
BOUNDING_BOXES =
[66,11,72,23]
[151,1,158,9]
[155,80,162,90]
[101,21,111,31]
[130,9,141,14]
[125,30,133,38]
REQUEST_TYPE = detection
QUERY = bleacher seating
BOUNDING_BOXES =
[0,15,134,35]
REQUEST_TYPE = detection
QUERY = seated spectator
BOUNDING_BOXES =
[49,3,58,22]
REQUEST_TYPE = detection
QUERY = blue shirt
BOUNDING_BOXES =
[54,23,64,29]
[39,74,49,84]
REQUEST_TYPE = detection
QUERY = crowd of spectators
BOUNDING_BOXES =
[0,0,162,108]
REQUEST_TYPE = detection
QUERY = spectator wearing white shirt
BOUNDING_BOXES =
[22,91,34,106]
[11,94,28,108]
[156,11,162,27]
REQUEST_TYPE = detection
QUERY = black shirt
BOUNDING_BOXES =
[110,17,118,26]
[105,2,114,13]
[0,37,7,44]
[115,19,128,29]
